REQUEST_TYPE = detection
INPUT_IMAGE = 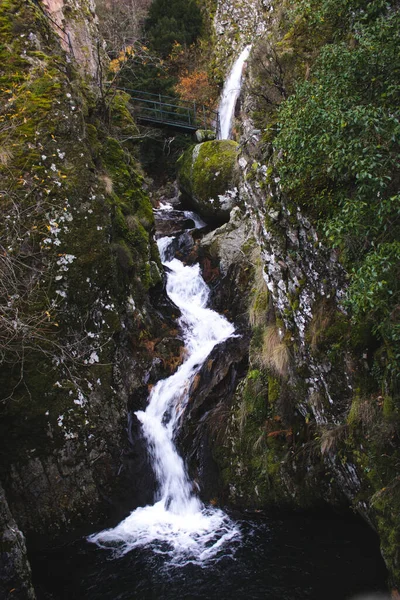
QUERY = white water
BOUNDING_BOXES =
[88,226,240,564]
[218,45,251,140]
[183,209,207,230]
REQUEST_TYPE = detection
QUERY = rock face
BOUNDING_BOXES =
[40,0,103,79]
[181,0,400,588]
[0,2,180,595]
[199,207,254,325]
[0,484,36,600]
[177,140,240,224]
[178,335,250,504]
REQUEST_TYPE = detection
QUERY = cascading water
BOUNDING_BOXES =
[88,207,240,564]
[218,45,251,140]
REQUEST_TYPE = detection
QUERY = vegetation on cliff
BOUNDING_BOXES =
[0,0,180,545]
[251,0,400,396]
[229,0,400,585]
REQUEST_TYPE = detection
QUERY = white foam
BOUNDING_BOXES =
[88,247,240,564]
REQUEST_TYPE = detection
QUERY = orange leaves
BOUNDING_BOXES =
[175,70,216,108]
[267,428,293,439]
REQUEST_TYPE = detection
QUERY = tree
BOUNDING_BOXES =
[145,0,203,58]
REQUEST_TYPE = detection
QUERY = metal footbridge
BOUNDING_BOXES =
[117,87,220,136]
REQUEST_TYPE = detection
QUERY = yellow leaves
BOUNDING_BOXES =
[110,45,136,73]
[109,58,120,74]
[44,310,58,326]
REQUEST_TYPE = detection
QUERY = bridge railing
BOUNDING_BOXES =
[116,87,220,135]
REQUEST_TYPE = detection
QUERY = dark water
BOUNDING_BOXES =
[31,509,387,600]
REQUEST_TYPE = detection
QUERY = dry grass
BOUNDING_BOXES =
[238,396,248,434]
[249,249,269,327]
[205,402,230,445]
[99,174,113,195]
[253,429,266,452]
[259,324,291,378]
[320,425,348,455]
[0,147,13,166]
[308,298,334,351]
[348,396,379,430]
[126,214,138,230]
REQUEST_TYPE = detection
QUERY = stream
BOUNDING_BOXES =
[31,49,388,600]
[87,207,240,564]
[31,204,388,600]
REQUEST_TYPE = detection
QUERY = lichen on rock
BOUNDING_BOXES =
[0,0,180,577]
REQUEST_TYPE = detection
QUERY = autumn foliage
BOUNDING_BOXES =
[175,69,217,108]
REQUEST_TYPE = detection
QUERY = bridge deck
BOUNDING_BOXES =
[116,87,220,136]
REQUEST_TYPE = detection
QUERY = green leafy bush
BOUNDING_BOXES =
[272,7,400,389]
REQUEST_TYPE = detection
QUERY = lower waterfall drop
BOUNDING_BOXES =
[88,230,241,565]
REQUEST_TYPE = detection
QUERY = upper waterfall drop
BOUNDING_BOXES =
[218,45,251,140]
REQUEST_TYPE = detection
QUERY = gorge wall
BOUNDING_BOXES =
[178,0,400,589]
[0,1,183,597]
[1,0,399,595]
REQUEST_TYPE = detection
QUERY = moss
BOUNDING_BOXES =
[250,288,269,323]
[177,140,239,222]
[85,123,102,157]
[113,239,134,271]
[383,396,395,419]
[0,0,167,535]
[268,375,280,404]
[371,482,400,587]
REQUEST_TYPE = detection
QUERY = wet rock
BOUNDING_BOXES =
[0,483,36,600]
[154,209,195,238]
[178,335,250,502]
[199,207,254,323]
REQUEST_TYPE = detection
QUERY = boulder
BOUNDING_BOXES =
[177,140,240,224]
[194,129,216,142]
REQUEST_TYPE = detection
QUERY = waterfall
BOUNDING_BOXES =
[218,45,251,140]
[88,208,240,564]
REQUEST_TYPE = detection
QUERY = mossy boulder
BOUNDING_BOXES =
[195,129,216,142]
[177,140,240,224]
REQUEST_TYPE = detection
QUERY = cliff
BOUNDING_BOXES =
[179,0,400,589]
[0,1,181,596]
[1,0,399,594]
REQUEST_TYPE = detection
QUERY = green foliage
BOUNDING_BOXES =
[348,242,400,322]
[145,0,203,58]
[272,6,400,392]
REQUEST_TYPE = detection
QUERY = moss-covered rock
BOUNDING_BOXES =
[0,0,179,559]
[177,140,240,223]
